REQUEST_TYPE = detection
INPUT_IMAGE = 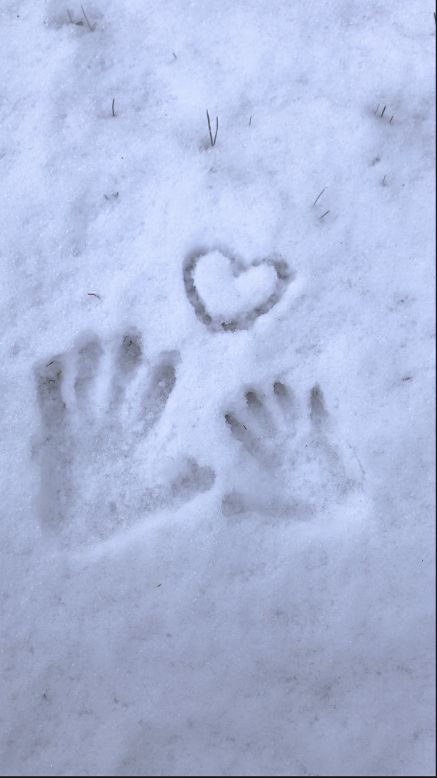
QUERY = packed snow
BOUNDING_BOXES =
[0,1,435,775]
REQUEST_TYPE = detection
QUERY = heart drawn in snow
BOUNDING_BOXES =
[183,248,293,332]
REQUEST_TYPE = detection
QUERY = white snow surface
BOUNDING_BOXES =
[0,1,435,775]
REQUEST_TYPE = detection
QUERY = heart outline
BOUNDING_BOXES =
[183,246,293,332]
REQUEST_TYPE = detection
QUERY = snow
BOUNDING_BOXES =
[0,0,435,775]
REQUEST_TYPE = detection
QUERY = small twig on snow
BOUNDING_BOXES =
[81,5,96,31]
[67,9,83,25]
[206,109,219,147]
[313,187,327,206]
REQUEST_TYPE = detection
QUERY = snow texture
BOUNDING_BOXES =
[0,0,435,775]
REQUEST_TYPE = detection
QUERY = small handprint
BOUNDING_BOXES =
[222,381,361,519]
